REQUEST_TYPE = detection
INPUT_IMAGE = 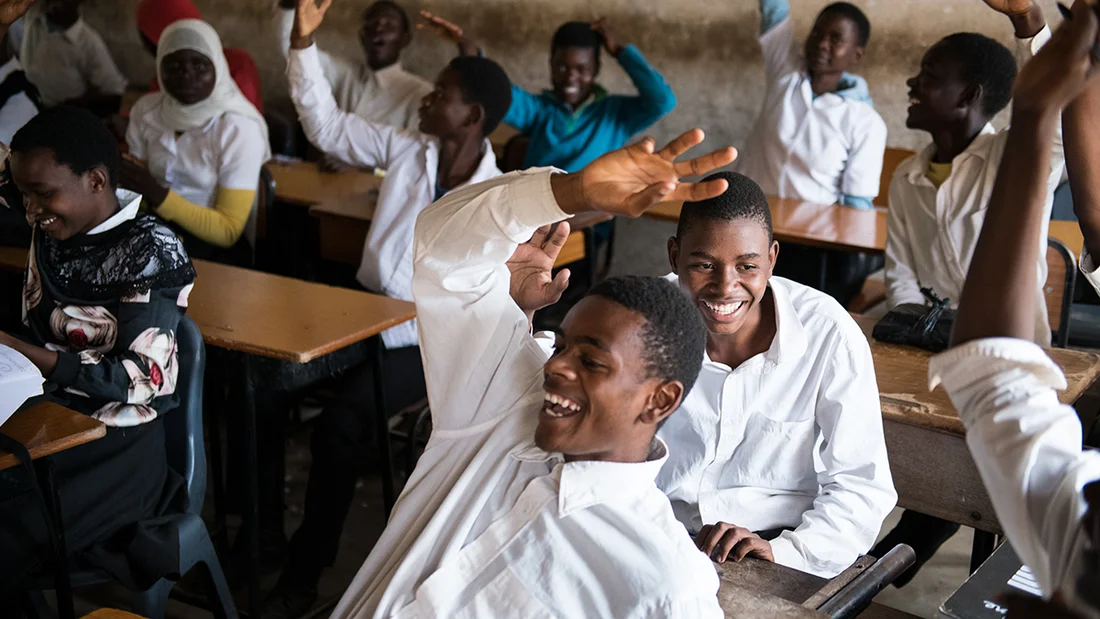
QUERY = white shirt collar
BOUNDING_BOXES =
[903,123,998,184]
[87,189,142,235]
[509,438,670,518]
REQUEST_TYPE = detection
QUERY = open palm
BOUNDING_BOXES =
[570,130,737,217]
[295,0,332,40]
[980,0,1034,16]
[508,222,571,314]
[0,0,34,26]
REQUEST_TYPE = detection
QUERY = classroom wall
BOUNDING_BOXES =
[90,0,1062,276]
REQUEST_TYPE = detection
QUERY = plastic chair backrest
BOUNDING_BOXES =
[876,148,916,207]
[163,315,207,515]
[1045,238,1076,348]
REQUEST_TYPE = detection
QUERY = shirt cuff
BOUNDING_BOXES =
[1018,24,1052,59]
[1082,250,1098,279]
[49,350,81,387]
[840,195,874,210]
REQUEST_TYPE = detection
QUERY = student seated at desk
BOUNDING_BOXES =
[0,107,195,597]
[135,0,264,114]
[261,1,510,614]
[274,0,430,132]
[652,171,896,578]
[736,0,886,209]
[875,0,1061,583]
[919,5,1100,615]
[120,19,269,265]
[19,0,126,115]
[328,129,732,618]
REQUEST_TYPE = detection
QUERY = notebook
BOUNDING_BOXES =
[940,542,1042,619]
[0,343,43,427]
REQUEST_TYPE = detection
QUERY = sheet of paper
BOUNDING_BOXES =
[0,343,43,427]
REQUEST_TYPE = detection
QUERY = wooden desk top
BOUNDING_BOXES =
[265,160,383,207]
[0,401,105,471]
[81,610,147,619]
[854,314,1100,435]
[188,259,415,363]
[645,198,887,254]
[1050,219,1085,259]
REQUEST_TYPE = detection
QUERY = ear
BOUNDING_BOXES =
[766,239,779,277]
[86,166,110,195]
[667,236,680,272]
[639,380,685,426]
[465,102,485,132]
[853,45,865,64]
[960,83,983,113]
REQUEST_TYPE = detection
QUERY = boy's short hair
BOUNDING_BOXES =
[448,56,512,137]
[587,275,706,395]
[551,21,601,65]
[676,171,773,242]
[820,2,871,47]
[366,0,410,34]
[940,32,1017,118]
[11,106,120,189]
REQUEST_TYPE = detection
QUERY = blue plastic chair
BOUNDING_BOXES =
[30,316,238,619]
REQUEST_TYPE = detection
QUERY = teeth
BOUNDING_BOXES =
[39,216,57,225]
[703,300,745,316]
[909,97,920,105]
[543,392,581,413]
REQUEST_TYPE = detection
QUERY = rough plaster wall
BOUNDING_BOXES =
[87,0,1062,275]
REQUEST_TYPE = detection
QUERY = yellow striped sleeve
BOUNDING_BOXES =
[155,187,256,248]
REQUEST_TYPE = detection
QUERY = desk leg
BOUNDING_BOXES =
[584,228,598,290]
[970,531,997,574]
[242,354,261,619]
[372,336,395,516]
[38,459,74,619]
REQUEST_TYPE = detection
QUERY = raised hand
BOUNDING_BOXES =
[507,222,572,321]
[292,0,333,48]
[981,0,1035,15]
[418,10,479,56]
[1014,0,1100,113]
[591,18,622,56]
[550,129,737,217]
[0,0,35,27]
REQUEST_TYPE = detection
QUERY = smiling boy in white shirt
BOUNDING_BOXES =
[656,171,896,578]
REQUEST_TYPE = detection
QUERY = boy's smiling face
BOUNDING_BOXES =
[551,46,598,108]
[906,41,972,131]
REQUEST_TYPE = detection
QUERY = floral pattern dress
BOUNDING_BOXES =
[16,191,196,426]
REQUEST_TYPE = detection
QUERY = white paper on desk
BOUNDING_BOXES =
[0,343,43,427]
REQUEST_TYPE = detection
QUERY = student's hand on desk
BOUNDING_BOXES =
[0,0,35,26]
[418,11,480,56]
[591,18,623,56]
[507,222,571,320]
[696,522,775,564]
[549,129,737,217]
[318,154,354,173]
[119,155,170,209]
[292,0,332,49]
[1013,0,1100,114]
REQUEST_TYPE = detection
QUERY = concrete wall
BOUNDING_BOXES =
[88,0,1062,275]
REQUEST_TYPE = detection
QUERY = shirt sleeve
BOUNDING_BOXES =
[502,85,548,135]
[884,176,927,308]
[80,27,127,97]
[840,113,887,200]
[155,188,255,248]
[1081,251,1100,297]
[288,44,410,169]
[758,15,800,83]
[769,326,898,578]
[50,275,194,426]
[612,45,677,136]
[412,168,569,433]
[274,6,360,102]
[759,0,790,35]
[929,338,1100,599]
[125,104,146,162]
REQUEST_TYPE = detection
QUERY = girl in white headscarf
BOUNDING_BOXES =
[121,18,269,263]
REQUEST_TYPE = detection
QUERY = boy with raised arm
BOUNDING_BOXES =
[737,0,886,208]
[920,3,1100,615]
[330,130,734,618]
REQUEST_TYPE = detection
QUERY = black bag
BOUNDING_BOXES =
[872,288,955,352]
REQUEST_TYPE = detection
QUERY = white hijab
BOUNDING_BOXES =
[154,19,269,156]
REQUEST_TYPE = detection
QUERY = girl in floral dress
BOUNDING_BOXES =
[0,107,196,595]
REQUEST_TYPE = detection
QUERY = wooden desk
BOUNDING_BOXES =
[1050,219,1085,259]
[489,123,519,159]
[854,314,1100,533]
[187,259,415,363]
[265,160,383,207]
[0,245,24,272]
[307,195,610,271]
[645,198,887,254]
[0,401,105,471]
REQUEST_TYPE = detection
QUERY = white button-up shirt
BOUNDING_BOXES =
[885,28,1059,345]
[330,169,723,619]
[288,45,500,349]
[275,7,431,131]
[0,57,38,146]
[735,18,887,205]
[929,338,1100,618]
[126,95,269,247]
[19,6,126,107]
[657,276,896,578]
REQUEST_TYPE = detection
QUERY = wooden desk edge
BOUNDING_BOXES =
[0,409,107,471]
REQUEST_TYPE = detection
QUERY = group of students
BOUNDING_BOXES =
[0,0,1099,617]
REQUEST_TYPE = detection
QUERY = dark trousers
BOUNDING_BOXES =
[0,420,175,594]
[870,510,961,587]
[282,345,426,587]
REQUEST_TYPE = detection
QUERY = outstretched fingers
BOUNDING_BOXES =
[672,146,738,179]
